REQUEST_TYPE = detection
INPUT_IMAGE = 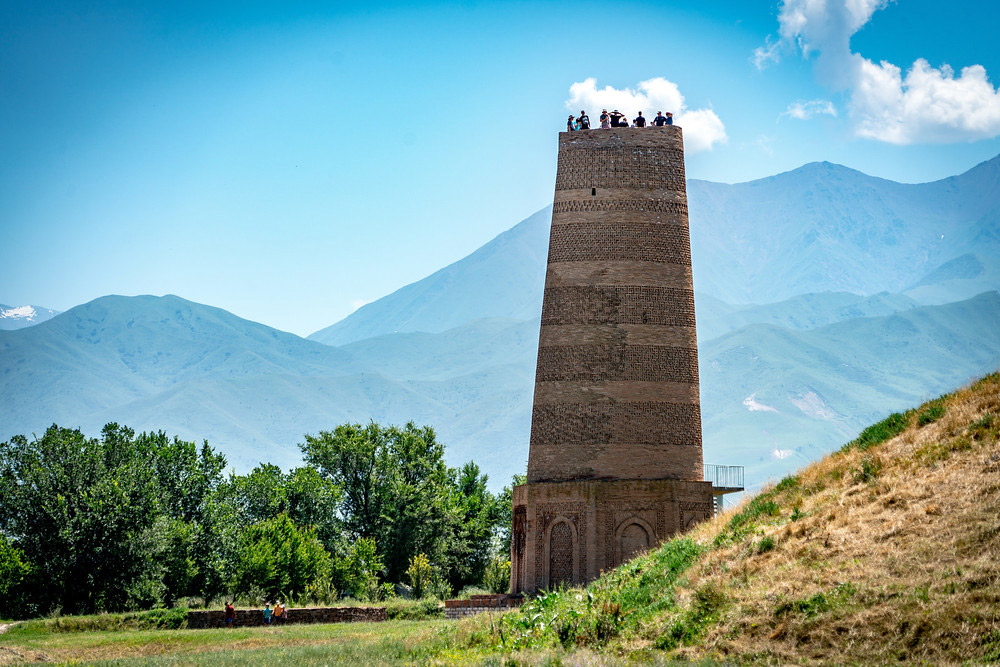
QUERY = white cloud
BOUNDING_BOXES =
[753,35,782,70]
[782,99,837,120]
[565,77,727,153]
[760,0,1000,143]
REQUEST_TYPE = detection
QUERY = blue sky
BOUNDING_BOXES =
[3,0,1000,335]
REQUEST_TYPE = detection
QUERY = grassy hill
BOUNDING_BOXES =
[436,373,1000,664]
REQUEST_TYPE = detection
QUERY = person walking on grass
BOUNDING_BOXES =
[224,601,235,627]
[263,602,272,625]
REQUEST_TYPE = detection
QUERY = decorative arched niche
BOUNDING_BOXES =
[614,517,655,567]
[543,516,578,588]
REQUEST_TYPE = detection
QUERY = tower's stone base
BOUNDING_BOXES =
[510,478,714,594]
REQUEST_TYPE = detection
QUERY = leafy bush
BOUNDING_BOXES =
[406,553,433,599]
[917,404,946,426]
[331,537,384,601]
[656,582,728,650]
[9,607,188,635]
[231,513,331,602]
[482,555,511,595]
[852,455,882,484]
[756,536,776,554]
[775,582,855,618]
[383,597,443,620]
[714,494,781,547]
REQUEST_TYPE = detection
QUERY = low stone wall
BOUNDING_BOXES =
[444,594,524,620]
[187,606,386,629]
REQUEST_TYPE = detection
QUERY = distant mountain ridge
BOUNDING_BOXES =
[0,294,537,475]
[687,155,1000,304]
[0,303,60,330]
[309,154,1000,346]
[4,154,999,490]
[308,207,551,346]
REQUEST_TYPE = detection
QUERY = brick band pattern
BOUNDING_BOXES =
[540,286,696,327]
[555,146,686,191]
[515,127,712,595]
[547,222,691,264]
[552,199,688,215]
[536,345,698,383]
[531,401,702,446]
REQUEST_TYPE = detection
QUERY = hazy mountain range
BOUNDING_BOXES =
[3,155,999,491]
[0,304,60,330]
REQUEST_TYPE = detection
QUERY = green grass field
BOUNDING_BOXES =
[0,619,451,665]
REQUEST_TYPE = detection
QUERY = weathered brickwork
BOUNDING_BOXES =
[444,595,524,619]
[510,479,713,592]
[540,286,696,327]
[186,606,386,629]
[513,127,712,594]
[547,221,692,264]
[549,522,574,586]
[552,199,688,215]
[535,345,698,383]
[555,146,686,190]
[531,401,702,447]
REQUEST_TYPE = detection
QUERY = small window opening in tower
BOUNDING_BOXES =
[591,188,596,196]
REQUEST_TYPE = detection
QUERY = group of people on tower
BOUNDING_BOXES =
[567,109,672,131]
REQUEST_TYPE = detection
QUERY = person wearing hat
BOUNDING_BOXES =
[652,111,669,127]
[600,109,611,129]
[610,109,626,127]
[567,114,577,131]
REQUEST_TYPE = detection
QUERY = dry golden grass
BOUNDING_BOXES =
[667,374,1000,664]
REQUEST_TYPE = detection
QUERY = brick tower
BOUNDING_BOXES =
[510,125,715,594]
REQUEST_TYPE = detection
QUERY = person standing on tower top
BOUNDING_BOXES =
[600,109,611,129]
[652,111,670,127]
[610,109,625,127]
[666,112,674,125]
[567,115,577,131]
[634,111,646,127]
[577,110,590,129]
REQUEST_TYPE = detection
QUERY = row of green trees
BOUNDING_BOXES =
[0,421,514,618]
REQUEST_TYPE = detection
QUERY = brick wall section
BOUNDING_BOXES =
[509,479,714,593]
[186,606,386,629]
[444,595,524,620]
[528,126,703,484]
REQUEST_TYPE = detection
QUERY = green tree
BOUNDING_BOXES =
[0,425,161,614]
[301,422,394,544]
[330,536,384,601]
[231,513,331,602]
[216,464,340,547]
[496,473,526,558]
[302,421,505,591]
[0,535,32,618]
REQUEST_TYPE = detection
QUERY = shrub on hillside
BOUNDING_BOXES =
[844,412,909,452]
[917,404,946,426]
